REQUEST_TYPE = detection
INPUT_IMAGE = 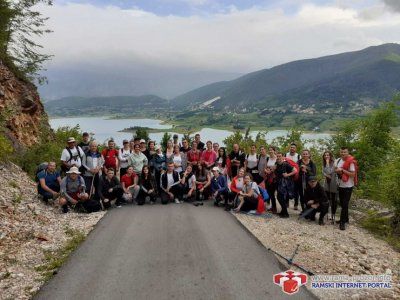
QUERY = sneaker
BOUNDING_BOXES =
[62,205,69,214]
[278,213,289,218]
[150,201,155,205]
[116,204,122,208]
[319,219,325,226]
[174,198,180,204]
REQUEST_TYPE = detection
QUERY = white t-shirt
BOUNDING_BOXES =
[61,146,83,168]
[173,154,183,173]
[187,174,196,189]
[246,154,258,169]
[266,156,277,168]
[286,152,300,163]
[335,158,355,188]
[166,173,176,188]
[119,148,132,168]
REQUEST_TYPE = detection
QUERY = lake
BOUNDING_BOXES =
[50,117,331,146]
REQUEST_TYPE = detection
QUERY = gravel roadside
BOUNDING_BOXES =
[234,206,400,299]
[0,163,106,300]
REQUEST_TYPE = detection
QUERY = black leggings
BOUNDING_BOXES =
[325,192,337,217]
[266,184,277,211]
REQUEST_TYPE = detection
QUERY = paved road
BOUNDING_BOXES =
[36,202,314,300]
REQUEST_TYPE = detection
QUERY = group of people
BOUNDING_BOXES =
[37,132,358,230]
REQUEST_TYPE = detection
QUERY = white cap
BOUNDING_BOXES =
[140,139,146,143]
[212,167,220,172]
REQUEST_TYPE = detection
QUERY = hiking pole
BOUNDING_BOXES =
[267,246,315,276]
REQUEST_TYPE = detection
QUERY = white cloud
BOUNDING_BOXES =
[38,2,400,74]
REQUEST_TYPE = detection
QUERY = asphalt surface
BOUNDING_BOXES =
[35,202,315,300]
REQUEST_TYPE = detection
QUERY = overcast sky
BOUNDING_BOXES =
[37,0,400,99]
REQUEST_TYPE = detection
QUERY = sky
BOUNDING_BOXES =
[37,0,400,99]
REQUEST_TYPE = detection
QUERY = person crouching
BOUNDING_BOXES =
[98,168,124,208]
[59,167,89,213]
[302,176,329,225]
[211,166,229,208]
[160,162,183,204]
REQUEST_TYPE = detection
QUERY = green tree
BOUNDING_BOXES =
[161,132,171,150]
[134,127,150,142]
[0,0,53,83]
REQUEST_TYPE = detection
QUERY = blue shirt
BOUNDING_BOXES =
[38,170,60,193]
[211,175,228,194]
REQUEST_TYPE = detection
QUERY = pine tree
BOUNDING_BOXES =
[0,0,53,83]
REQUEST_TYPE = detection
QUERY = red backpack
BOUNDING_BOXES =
[284,158,299,181]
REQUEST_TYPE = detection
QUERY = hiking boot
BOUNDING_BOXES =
[339,222,346,230]
[319,219,325,226]
[278,213,289,218]
[62,205,69,214]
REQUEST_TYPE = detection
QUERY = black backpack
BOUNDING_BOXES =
[35,162,48,182]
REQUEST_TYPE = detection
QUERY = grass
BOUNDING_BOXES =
[35,228,86,282]
[360,211,400,251]
[12,192,22,204]
[8,180,19,189]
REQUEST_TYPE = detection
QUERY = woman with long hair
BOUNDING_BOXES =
[165,140,174,164]
[137,165,157,205]
[215,147,228,175]
[322,150,338,222]
[297,149,317,212]
[173,145,183,173]
[195,161,211,201]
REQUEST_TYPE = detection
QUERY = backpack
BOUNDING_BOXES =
[284,158,300,181]
[35,162,48,182]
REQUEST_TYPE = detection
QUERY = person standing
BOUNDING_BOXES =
[172,134,180,148]
[187,141,201,172]
[153,145,166,191]
[128,143,148,174]
[228,144,245,178]
[165,140,174,164]
[264,146,278,213]
[101,139,119,175]
[258,146,268,181]
[286,143,301,163]
[172,145,183,173]
[180,139,191,153]
[82,141,103,198]
[78,132,91,153]
[322,151,338,222]
[296,149,317,211]
[201,141,217,169]
[194,134,205,151]
[274,152,297,218]
[60,137,84,175]
[215,147,228,175]
[245,145,261,184]
[118,139,132,178]
[213,143,220,154]
[335,147,357,231]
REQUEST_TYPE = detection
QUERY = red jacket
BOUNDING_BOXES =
[341,155,358,185]
[230,176,242,194]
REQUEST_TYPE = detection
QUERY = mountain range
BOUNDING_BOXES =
[45,43,400,118]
